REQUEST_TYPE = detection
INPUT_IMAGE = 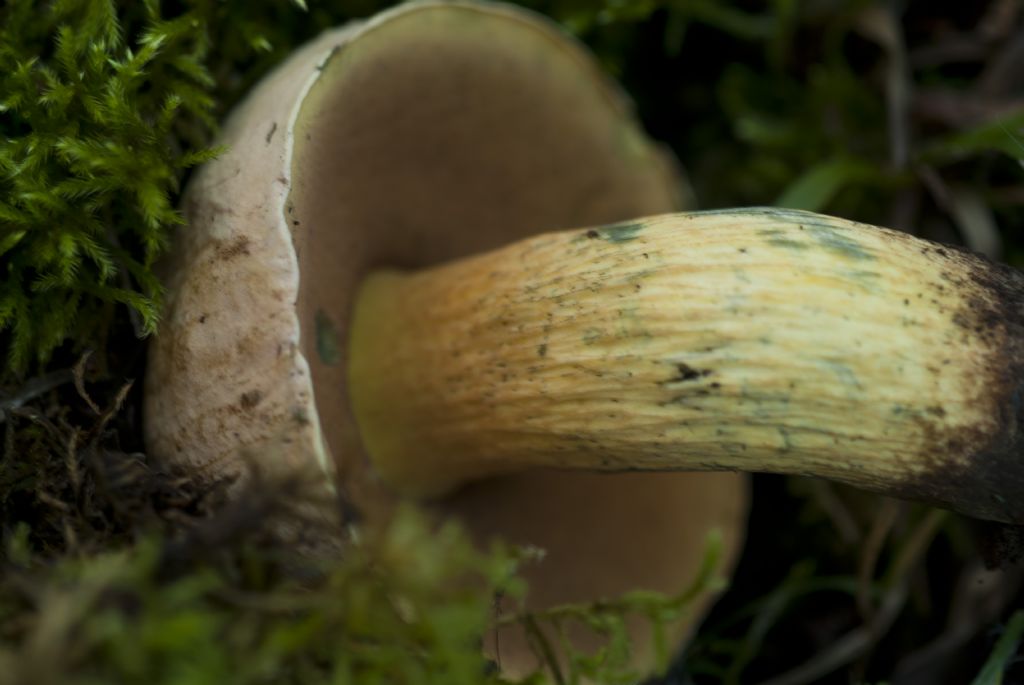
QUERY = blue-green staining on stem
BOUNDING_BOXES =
[292,405,311,426]
[766,237,810,250]
[315,309,341,365]
[822,359,863,391]
[842,269,883,293]
[626,268,656,285]
[756,221,873,260]
[805,223,874,261]
[615,326,653,341]
[778,426,794,451]
[575,221,646,244]
[599,221,645,243]
[758,227,810,251]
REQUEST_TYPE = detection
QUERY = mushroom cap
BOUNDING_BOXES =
[144,0,748,677]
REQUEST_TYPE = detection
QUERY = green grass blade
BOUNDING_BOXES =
[972,611,1024,685]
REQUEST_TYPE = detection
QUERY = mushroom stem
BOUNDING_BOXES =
[349,207,1024,524]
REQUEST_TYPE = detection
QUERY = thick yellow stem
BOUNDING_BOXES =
[349,208,1024,523]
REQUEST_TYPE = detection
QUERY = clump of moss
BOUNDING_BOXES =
[1,1,211,372]
[0,503,520,685]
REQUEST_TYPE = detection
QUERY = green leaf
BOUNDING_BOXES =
[920,110,1024,165]
[775,158,879,212]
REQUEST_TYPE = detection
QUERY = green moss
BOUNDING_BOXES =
[1,0,216,373]
[0,507,519,685]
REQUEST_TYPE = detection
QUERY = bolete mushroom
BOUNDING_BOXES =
[144,0,1024,679]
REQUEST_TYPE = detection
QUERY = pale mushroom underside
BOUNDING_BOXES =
[144,1,749,678]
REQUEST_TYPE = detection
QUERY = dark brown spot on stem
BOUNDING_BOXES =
[216,236,251,260]
[663,363,712,383]
[239,390,263,410]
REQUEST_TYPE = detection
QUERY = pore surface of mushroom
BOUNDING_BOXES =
[145,0,748,678]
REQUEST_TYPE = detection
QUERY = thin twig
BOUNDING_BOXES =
[753,583,908,685]
[72,351,100,415]
[857,500,901,621]
[856,4,912,168]
[754,510,947,685]
[806,481,861,545]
